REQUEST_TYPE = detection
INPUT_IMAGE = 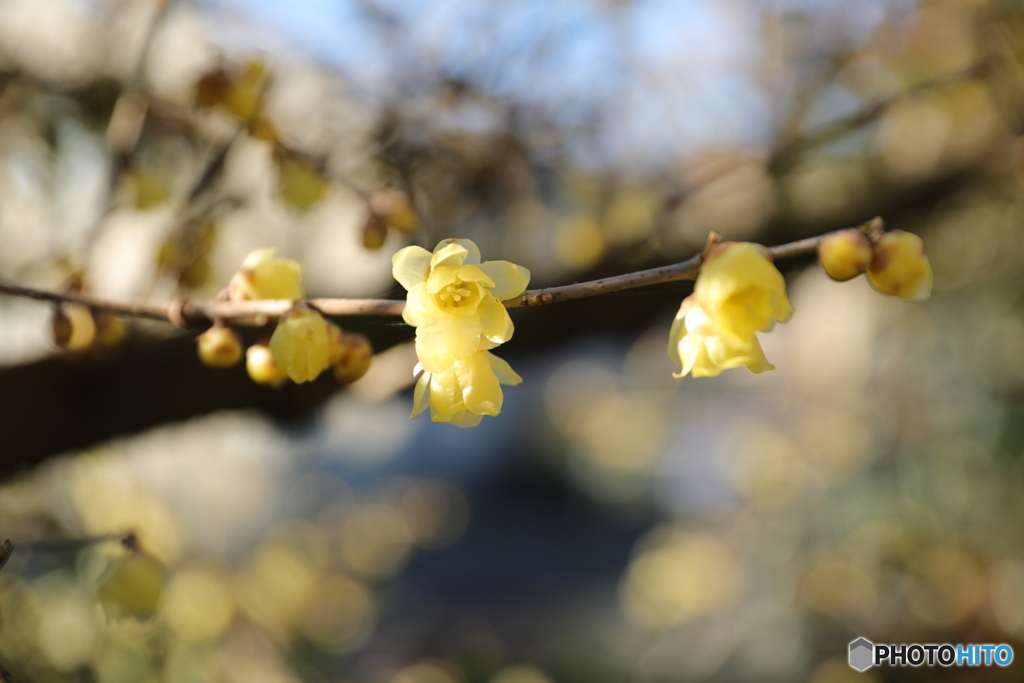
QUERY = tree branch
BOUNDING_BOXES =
[0,222,866,328]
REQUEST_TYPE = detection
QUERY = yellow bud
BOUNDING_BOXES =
[246,344,288,387]
[197,326,243,368]
[868,230,932,300]
[361,213,388,250]
[277,157,328,212]
[817,229,873,282]
[94,312,129,348]
[53,304,97,351]
[326,321,345,364]
[229,248,304,301]
[51,307,73,348]
[97,552,165,620]
[370,187,417,233]
[269,309,331,383]
[333,332,373,384]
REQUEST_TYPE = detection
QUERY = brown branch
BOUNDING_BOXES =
[0,221,868,328]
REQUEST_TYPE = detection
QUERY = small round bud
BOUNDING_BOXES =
[97,551,165,620]
[246,344,288,387]
[868,230,932,300]
[818,229,873,282]
[94,312,129,348]
[52,304,97,350]
[333,332,373,384]
[362,213,388,250]
[197,326,243,368]
[326,321,345,364]
[51,307,73,348]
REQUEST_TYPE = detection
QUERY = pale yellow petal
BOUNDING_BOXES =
[430,242,470,269]
[452,264,495,286]
[426,265,459,294]
[436,314,483,362]
[415,327,457,373]
[486,352,522,385]
[445,410,485,428]
[403,283,437,327]
[392,245,433,291]
[429,368,464,420]
[478,296,514,344]
[433,238,481,265]
[478,260,530,301]
[453,352,502,416]
[410,372,431,418]
[667,304,686,370]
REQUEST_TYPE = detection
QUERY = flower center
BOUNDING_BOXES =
[433,277,481,314]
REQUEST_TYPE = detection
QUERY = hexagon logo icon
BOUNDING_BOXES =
[849,638,874,672]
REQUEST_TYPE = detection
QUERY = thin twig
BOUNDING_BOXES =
[0,222,864,327]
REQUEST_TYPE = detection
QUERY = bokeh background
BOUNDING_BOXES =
[1,0,1024,681]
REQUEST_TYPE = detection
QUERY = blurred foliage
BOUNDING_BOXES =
[2,0,1024,681]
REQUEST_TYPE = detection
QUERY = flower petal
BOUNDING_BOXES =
[454,352,502,416]
[403,283,436,327]
[433,238,481,265]
[437,313,483,362]
[392,245,433,291]
[411,371,431,418]
[429,368,463,420]
[415,327,456,373]
[478,296,514,344]
[431,242,469,269]
[486,352,522,385]
[446,409,485,428]
[478,260,530,301]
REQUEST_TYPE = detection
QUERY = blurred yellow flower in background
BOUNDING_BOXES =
[230,248,305,301]
[410,351,523,428]
[269,309,331,383]
[668,295,773,378]
[695,242,793,345]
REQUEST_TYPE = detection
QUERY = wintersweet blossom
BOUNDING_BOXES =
[269,308,331,383]
[393,238,529,425]
[867,230,932,301]
[694,242,793,345]
[410,350,522,428]
[230,248,304,301]
[668,296,773,378]
[393,238,530,372]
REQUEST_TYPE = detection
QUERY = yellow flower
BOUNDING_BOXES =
[269,309,331,383]
[668,296,773,378]
[410,350,522,427]
[392,239,530,373]
[230,248,304,301]
[867,230,932,301]
[694,242,793,345]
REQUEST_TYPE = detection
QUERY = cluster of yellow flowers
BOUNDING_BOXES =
[191,227,930,427]
[668,228,931,380]
[196,248,372,387]
[392,239,530,427]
